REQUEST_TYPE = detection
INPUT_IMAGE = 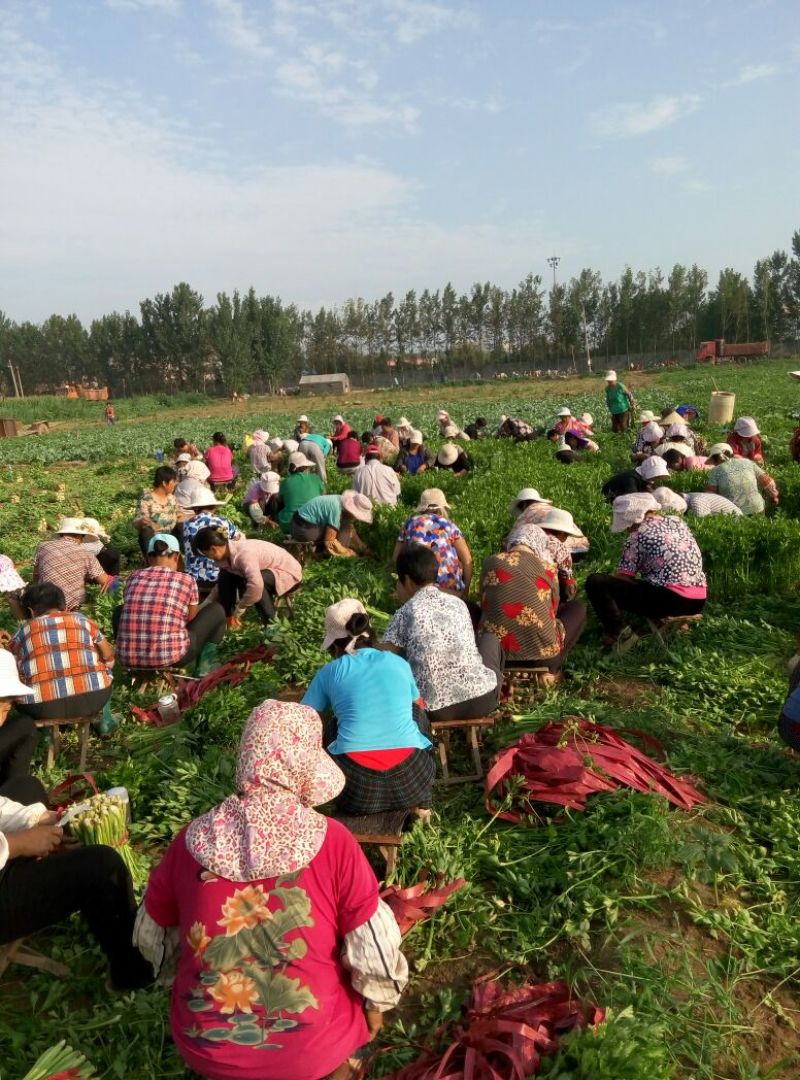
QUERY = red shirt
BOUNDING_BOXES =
[335,435,362,468]
[205,444,235,483]
[144,821,378,1080]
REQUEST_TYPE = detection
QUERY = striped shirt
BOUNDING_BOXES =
[33,538,105,611]
[10,613,111,704]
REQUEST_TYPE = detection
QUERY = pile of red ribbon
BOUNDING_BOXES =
[485,717,706,822]
[384,977,604,1079]
[130,645,273,726]
[380,873,467,935]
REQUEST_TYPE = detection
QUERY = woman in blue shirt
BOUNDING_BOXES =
[302,599,435,815]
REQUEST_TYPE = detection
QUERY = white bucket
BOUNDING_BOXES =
[709,391,735,425]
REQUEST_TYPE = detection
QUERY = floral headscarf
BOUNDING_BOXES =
[185,700,345,882]
[505,522,554,565]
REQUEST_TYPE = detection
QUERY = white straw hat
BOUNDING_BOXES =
[80,517,110,543]
[259,471,281,494]
[288,451,313,470]
[188,491,224,509]
[638,410,656,424]
[708,442,734,459]
[581,413,593,426]
[611,492,660,533]
[296,414,309,423]
[283,439,299,454]
[409,429,423,445]
[636,456,670,480]
[397,416,412,429]
[0,650,31,698]
[417,488,449,512]
[539,508,583,537]
[605,370,617,381]
[508,487,551,515]
[734,416,760,437]
[56,516,92,536]
[557,407,572,418]
[340,490,374,523]
[175,452,192,463]
[322,599,367,652]
[437,443,459,466]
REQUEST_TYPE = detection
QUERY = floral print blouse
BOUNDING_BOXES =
[618,515,706,598]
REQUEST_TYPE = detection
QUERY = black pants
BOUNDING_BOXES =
[16,686,112,722]
[216,569,278,625]
[550,599,587,672]
[428,633,504,722]
[585,573,705,635]
[112,602,226,666]
[0,820,152,989]
[290,512,354,548]
[0,713,37,789]
[611,411,631,433]
[96,544,121,576]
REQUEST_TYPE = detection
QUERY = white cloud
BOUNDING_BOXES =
[590,94,701,139]
[723,62,779,87]
[0,17,548,322]
[105,0,180,11]
[206,0,272,60]
[649,155,689,176]
[382,0,479,45]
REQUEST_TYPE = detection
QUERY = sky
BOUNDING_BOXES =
[1,0,798,323]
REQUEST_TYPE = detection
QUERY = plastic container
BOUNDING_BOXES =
[709,391,735,425]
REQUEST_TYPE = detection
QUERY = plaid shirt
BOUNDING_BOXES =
[10,613,111,704]
[33,538,105,611]
[118,567,199,669]
[182,513,238,584]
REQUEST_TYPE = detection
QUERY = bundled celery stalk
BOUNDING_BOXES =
[68,793,144,886]
[21,1039,95,1079]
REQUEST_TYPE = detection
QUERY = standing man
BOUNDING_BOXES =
[604,370,636,433]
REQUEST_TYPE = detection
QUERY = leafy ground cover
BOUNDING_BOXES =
[3,359,800,1078]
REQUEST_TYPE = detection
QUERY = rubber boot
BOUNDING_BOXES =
[194,642,220,677]
[93,700,121,736]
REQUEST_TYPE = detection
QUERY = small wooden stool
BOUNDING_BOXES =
[335,809,412,875]
[284,540,315,566]
[504,665,551,704]
[646,614,703,649]
[431,717,496,785]
[127,668,184,693]
[0,938,69,979]
[275,583,302,620]
[34,715,96,771]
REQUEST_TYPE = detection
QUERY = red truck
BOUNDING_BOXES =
[696,339,770,363]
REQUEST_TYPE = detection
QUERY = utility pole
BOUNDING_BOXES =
[547,254,560,290]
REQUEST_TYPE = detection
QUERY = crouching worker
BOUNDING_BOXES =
[586,493,706,653]
[9,583,117,734]
[302,600,435,816]
[134,699,408,1080]
[115,534,226,676]
[194,528,303,631]
[290,492,373,558]
[384,544,501,722]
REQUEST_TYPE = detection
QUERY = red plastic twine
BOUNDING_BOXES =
[485,717,706,822]
[380,872,467,935]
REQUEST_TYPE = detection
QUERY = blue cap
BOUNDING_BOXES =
[147,532,181,555]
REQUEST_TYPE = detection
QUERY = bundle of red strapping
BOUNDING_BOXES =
[380,872,467,935]
[485,717,706,822]
[384,977,604,1079]
[131,645,273,726]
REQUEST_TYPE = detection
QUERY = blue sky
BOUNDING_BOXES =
[1,0,798,322]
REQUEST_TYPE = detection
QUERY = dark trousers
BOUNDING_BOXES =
[112,602,226,667]
[0,824,152,989]
[290,512,354,548]
[550,599,587,672]
[428,633,504,722]
[216,569,277,625]
[585,573,705,635]
[17,686,112,722]
[0,713,37,788]
[96,544,121,576]
[611,411,631,433]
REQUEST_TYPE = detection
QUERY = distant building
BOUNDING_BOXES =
[298,373,351,394]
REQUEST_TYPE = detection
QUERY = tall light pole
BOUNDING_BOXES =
[547,254,560,289]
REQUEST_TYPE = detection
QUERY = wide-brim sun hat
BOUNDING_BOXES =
[659,441,693,458]
[417,488,449,512]
[340,490,373,523]
[409,429,423,445]
[557,407,572,417]
[283,439,299,454]
[666,422,691,440]
[611,492,660,533]
[636,456,670,480]
[0,556,25,594]
[332,415,345,425]
[259,471,281,494]
[708,442,734,459]
[296,415,309,423]
[80,517,110,543]
[0,649,32,698]
[288,451,313,470]
[147,532,181,554]
[175,452,192,463]
[639,410,656,424]
[188,491,223,509]
[437,443,459,466]
[252,429,269,443]
[322,598,368,651]
[397,416,412,429]
[734,416,760,437]
[790,371,800,382]
[442,424,460,439]
[581,413,593,426]
[605,370,617,381]
[642,421,664,444]
[508,487,551,515]
[539,508,583,536]
[436,410,449,420]
[56,517,92,536]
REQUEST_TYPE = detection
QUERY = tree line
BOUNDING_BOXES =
[1,229,799,397]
